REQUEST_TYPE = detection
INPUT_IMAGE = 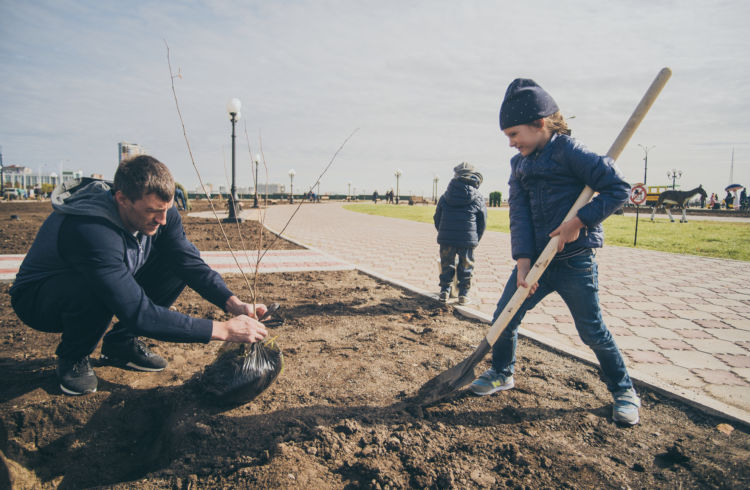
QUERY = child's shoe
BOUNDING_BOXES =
[469,368,514,396]
[612,388,641,426]
[438,289,450,303]
[458,295,470,305]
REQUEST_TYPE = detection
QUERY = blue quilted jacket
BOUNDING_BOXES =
[434,178,487,247]
[508,134,629,260]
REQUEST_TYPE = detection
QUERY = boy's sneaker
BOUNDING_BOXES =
[101,338,167,372]
[458,295,470,305]
[57,356,98,395]
[612,388,641,426]
[469,368,514,396]
[439,291,450,303]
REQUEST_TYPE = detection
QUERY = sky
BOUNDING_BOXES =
[1,0,748,198]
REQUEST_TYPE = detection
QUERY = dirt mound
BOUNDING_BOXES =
[2,271,749,488]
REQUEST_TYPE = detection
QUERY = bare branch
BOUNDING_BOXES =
[165,40,255,300]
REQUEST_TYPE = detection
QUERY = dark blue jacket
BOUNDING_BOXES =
[509,134,629,260]
[10,181,232,343]
[433,178,487,247]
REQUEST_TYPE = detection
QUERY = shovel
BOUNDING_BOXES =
[414,67,673,406]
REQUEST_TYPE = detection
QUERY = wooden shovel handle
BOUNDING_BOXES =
[485,67,672,346]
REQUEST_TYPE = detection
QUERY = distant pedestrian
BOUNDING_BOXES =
[372,190,379,203]
[174,185,187,211]
[433,162,486,306]
[740,187,747,211]
[725,191,734,209]
[709,193,718,210]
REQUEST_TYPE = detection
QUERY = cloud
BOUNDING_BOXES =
[1,0,749,196]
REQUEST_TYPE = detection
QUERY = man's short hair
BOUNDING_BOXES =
[113,155,175,202]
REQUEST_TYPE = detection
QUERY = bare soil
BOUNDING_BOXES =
[2,201,750,489]
[0,200,302,254]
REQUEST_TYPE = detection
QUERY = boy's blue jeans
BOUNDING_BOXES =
[439,245,475,296]
[491,251,633,394]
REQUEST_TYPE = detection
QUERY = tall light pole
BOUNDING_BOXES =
[347,181,351,201]
[433,175,439,204]
[638,144,655,186]
[224,98,242,222]
[0,145,4,195]
[394,168,402,204]
[667,169,682,190]
[252,153,260,208]
[288,169,296,203]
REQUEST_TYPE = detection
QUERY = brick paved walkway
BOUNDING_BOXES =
[250,202,750,423]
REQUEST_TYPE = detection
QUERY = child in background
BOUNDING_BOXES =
[433,162,487,305]
[469,78,641,425]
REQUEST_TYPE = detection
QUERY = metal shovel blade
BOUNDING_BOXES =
[412,338,491,406]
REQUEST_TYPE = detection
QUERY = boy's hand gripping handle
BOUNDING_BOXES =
[484,67,672,347]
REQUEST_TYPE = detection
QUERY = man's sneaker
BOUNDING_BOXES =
[612,388,641,426]
[101,338,167,372]
[469,368,514,396]
[458,295,470,305]
[57,356,98,395]
[439,291,449,303]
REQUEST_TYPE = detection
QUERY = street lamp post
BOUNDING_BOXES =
[347,181,351,201]
[288,169,296,203]
[394,169,402,204]
[638,144,655,186]
[667,169,682,190]
[252,153,260,208]
[0,145,4,196]
[433,175,439,204]
[224,98,242,222]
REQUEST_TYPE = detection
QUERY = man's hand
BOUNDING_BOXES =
[549,216,584,252]
[211,316,268,343]
[516,258,539,295]
[224,295,267,319]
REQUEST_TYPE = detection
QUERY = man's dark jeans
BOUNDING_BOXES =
[10,249,185,360]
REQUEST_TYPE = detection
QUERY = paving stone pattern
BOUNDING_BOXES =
[253,203,750,414]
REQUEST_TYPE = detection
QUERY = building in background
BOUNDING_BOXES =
[192,183,286,197]
[1,164,88,198]
[256,183,285,194]
[118,142,146,163]
[0,165,75,189]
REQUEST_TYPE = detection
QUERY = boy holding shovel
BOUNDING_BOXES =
[469,79,641,425]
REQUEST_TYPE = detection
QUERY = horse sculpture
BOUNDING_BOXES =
[650,185,707,223]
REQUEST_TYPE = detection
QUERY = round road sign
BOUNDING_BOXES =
[629,184,647,205]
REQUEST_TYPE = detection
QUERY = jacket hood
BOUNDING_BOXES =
[444,178,481,207]
[51,179,126,230]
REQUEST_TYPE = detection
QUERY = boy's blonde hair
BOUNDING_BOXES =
[541,111,571,136]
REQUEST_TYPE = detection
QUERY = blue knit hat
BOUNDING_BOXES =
[499,78,559,130]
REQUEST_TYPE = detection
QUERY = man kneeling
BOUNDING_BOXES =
[10,155,268,395]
